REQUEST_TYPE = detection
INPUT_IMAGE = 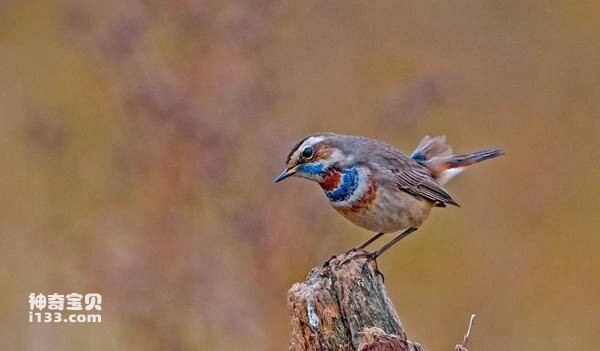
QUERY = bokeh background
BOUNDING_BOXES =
[2,1,600,350]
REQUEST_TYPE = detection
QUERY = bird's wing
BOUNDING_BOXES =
[394,167,460,207]
[351,137,459,206]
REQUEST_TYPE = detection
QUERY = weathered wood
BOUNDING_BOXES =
[288,250,470,351]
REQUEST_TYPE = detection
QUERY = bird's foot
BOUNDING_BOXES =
[338,250,369,266]
[344,246,358,256]
[338,251,385,280]
[360,253,385,282]
[321,254,338,268]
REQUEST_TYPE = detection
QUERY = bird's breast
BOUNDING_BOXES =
[320,167,433,232]
[319,166,374,207]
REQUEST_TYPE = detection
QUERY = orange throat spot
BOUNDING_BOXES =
[320,171,342,192]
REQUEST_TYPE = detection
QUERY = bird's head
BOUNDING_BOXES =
[273,133,353,183]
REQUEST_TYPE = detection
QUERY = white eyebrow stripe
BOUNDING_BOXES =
[301,136,325,149]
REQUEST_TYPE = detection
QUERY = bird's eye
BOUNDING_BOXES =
[302,146,314,159]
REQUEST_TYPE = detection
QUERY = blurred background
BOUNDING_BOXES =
[1,0,600,350]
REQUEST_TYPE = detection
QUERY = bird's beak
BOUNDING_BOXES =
[273,165,299,183]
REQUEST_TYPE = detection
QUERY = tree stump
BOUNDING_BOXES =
[288,251,471,351]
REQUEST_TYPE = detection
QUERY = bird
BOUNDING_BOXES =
[273,132,503,267]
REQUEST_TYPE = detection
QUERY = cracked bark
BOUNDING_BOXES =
[288,251,469,351]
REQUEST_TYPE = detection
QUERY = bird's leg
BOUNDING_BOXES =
[361,227,418,270]
[346,232,385,254]
[339,232,386,266]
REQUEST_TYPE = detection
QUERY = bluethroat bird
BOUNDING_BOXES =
[274,133,503,267]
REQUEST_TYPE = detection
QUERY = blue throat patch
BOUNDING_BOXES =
[325,167,359,202]
[298,162,325,175]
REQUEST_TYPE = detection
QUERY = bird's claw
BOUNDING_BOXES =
[321,254,338,268]
[336,251,386,281]
[337,247,358,266]
[339,250,369,266]
[345,247,358,255]
[360,253,376,272]
[361,253,385,281]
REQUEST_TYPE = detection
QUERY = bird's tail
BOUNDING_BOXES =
[411,135,504,184]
